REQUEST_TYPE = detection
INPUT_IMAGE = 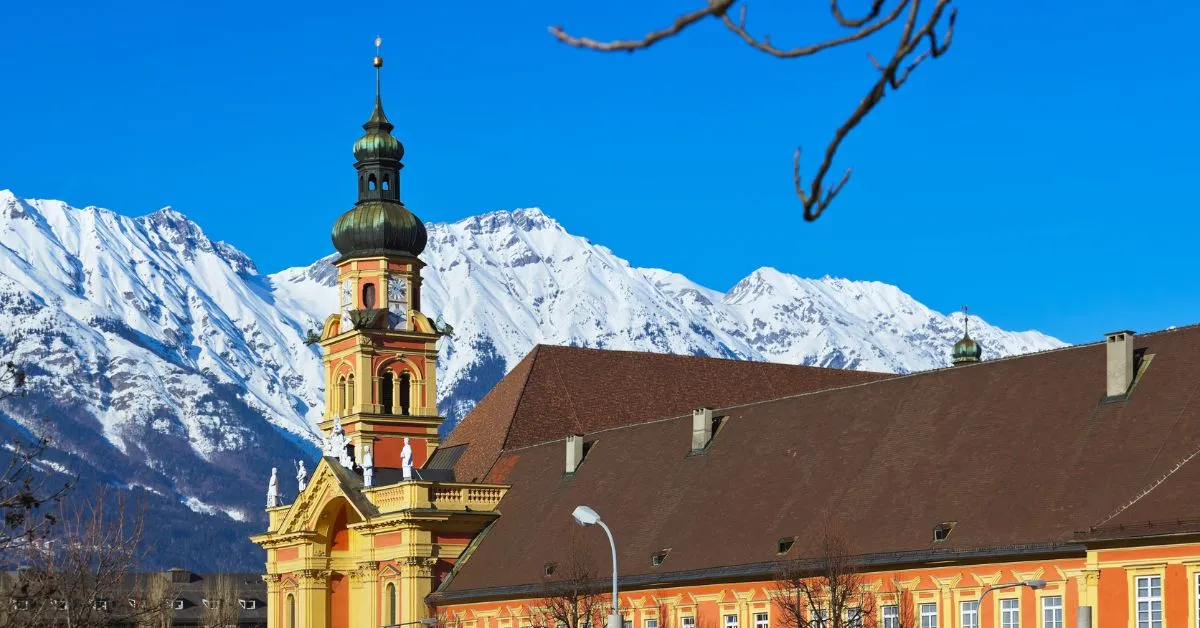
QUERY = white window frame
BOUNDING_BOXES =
[646,619,659,628]
[1136,575,1163,628]
[960,600,979,628]
[919,603,937,628]
[681,617,696,628]
[724,614,739,628]
[812,608,827,628]
[845,607,862,628]
[754,612,769,628]
[1041,595,1062,628]
[882,605,899,628]
[1000,598,1019,628]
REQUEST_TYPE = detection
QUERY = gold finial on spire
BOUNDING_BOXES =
[374,36,383,68]
[962,305,969,335]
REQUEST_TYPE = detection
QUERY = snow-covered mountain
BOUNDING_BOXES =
[0,190,1065,569]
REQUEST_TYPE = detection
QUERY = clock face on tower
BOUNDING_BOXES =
[387,274,408,330]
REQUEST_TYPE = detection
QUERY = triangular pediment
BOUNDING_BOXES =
[273,457,378,536]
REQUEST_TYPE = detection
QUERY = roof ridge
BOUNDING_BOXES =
[495,323,1200,451]
[548,347,585,435]
[498,346,542,451]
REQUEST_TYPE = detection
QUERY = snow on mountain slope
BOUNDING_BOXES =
[0,191,1065,568]
[271,207,1066,423]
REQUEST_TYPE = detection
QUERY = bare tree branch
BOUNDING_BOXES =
[549,0,959,222]
[549,1,735,52]
[774,519,877,628]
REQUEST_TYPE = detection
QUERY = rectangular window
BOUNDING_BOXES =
[920,603,937,628]
[846,607,862,628]
[1000,599,1019,628]
[960,600,979,628]
[812,609,827,628]
[1136,575,1163,628]
[724,615,739,628]
[882,605,899,628]
[647,620,659,628]
[754,612,768,628]
[682,618,695,628]
[1042,596,1062,628]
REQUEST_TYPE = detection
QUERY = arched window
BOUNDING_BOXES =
[382,175,390,191]
[347,374,356,411]
[337,376,347,415]
[386,582,397,626]
[362,282,377,309]
[368,174,377,190]
[399,372,411,415]
[286,593,296,628]
[380,371,394,415]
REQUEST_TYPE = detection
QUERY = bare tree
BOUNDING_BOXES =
[531,537,606,628]
[550,1,957,222]
[774,522,876,628]
[0,360,72,559]
[0,487,148,627]
[134,571,180,628]
[202,572,243,628]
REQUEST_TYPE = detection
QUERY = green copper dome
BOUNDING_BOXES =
[332,200,427,258]
[951,333,982,364]
[354,131,404,162]
[353,96,404,162]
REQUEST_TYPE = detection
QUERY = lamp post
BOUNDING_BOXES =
[976,579,1046,627]
[572,505,621,628]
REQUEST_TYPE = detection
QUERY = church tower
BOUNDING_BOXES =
[318,40,445,470]
[254,41,507,628]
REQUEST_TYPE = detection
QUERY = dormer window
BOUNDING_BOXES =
[51,599,68,611]
[778,537,796,555]
[11,599,32,611]
[651,549,670,568]
[93,598,110,611]
[173,599,185,610]
[239,598,257,610]
[544,562,557,577]
[933,521,955,542]
[203,598,223,609]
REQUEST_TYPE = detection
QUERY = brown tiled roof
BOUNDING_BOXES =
[436,326,1200,601]
[441,345,893,483]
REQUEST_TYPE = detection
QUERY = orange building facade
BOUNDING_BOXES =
[437,544,1200,628]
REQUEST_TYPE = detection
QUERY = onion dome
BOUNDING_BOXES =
[951,306,983,365]
[332,38,426,260]
[352,97,405,162]
[332,200,427,258]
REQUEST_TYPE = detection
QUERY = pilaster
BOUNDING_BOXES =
[299,569,331,628]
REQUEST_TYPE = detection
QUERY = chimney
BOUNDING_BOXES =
[565,434,584,474]
[692,407,714,452]
[1105,330,1135,398]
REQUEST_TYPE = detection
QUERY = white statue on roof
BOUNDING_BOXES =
[295,459,308,493]
[323,415,355,469]
[401,437,413,481]
[362,444,374,488]
[266,467,281,507]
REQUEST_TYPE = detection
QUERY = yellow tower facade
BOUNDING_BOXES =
[252,41,507,628]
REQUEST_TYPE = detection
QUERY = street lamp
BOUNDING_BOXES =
[976,579,1047,626]
[572,505,621,628]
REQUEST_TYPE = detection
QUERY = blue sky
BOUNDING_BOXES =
[2,0,1196,344]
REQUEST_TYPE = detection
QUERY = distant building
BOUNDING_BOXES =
[0,568,265,626]
[254,46,1200,628]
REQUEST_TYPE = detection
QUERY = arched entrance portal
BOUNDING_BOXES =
[316,498,360,628]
